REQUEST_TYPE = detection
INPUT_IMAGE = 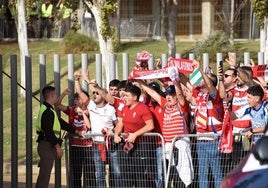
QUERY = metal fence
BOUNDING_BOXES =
[63,133,252,188]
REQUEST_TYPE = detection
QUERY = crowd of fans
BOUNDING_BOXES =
[35,51,268,188]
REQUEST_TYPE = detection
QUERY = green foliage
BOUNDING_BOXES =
[100,0,117,44]
[191,30,234,64]
[61,30,98,54]
[250,0,268,28]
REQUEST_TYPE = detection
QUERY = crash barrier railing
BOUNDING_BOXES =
[63,132,262,188]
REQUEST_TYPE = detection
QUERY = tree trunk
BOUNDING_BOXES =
[17,0,29,97]
[229,0,235,45]
[116,0,121,47]
[90,3,114,88]
[166,1,179,57]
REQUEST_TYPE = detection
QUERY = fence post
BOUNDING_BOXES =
[0,55,3,188]
[258,52,264,65]
[25,56,33,188]
[68,54,75,105]
[244,52,250,66]
[122,53,129,80]
[109,53,116,81]
[161,54,168,68]
[189,53,195,61]
[216,52,223,68]
[10,55,18,187]
[81,53,88,91]
[96,54,102,87]
[54,54,61,188]
[148,54,154,70]
[39,54,46,103]
[202,53,209,72]
[175,53,181,58]
[231,52,236,64]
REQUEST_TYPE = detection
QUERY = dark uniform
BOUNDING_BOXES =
[39,0,53,38]
[35,101,75,188]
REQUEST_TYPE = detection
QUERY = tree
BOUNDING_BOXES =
[9,0,29,97]
[251,0,268,63]
[83,0,117,88]
[162,0,179,57]
[214,0,248,45]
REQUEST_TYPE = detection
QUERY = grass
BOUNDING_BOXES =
[0,39,260,164]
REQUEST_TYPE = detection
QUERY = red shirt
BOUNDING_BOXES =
[113,97,125,117]
[160,97,189,143]
[147,98,164,134]
[64,106,92,147]
[122,102,153,133]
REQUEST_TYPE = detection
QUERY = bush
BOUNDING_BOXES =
[61,30,99,54]
[190,30,234,65]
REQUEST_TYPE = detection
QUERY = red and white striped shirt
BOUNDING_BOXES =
[161,98,188,143]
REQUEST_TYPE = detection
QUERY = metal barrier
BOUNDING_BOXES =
[64,132,166,188]
[64,132,254,188]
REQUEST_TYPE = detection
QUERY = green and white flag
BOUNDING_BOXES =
[190,68,203,87]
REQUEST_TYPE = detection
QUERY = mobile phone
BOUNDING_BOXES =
[219,61,223,73]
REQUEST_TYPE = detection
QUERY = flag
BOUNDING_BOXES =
[189,68,203,87]
[218,110,233,153]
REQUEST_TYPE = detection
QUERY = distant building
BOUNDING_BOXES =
[114,0,258,40]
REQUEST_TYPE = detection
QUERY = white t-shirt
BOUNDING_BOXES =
[87,100,117,142]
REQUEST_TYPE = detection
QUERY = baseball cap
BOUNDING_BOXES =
[165,85,176,95]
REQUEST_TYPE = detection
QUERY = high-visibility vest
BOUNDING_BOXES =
[41,3,53,18]
[60,4,72,19]
[28,2,38,16]
[36,104,61,139]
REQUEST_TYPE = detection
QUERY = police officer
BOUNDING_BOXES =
[35,86,83,188]
[39,0,53,39]
[56,0,72,37]
[27,1,39,38]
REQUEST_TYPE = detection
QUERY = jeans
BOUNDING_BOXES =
[93,144,107,188]
[93,144,122,188]
[70,146,96,188]
[155,146,163,188]
[109,150,122,187]
[119,141,155,187]
[197,140,223,188]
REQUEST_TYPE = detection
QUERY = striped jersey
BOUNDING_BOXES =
[162,100,188,143]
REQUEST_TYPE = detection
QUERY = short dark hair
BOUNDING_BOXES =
[241,66,253,78]
[109,79,120,87]
[42,86,55,100]
[125,82,141,100]
[226,68,238,77]
[208,73,218,87]
[118,80,127,90]
[247,85,264,99]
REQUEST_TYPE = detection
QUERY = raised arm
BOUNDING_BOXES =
[194,60,217,96]
[74,71,89,104]
[174,80,185,107]
[55,88,71,111]
[82,69,116,105]
[134,80,162,105]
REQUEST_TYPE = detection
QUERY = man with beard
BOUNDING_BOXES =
[218,56,256,174]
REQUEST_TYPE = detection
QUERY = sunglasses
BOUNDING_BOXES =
[92,91,99,95]
[224,74,234,78]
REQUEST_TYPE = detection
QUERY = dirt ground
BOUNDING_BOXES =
[3,163,67,188]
